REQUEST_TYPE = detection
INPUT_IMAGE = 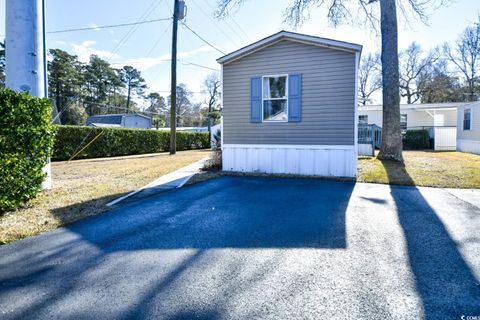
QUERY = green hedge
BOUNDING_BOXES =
[0,89,56,212]
[53,126,210,161]
[403,129,430,150]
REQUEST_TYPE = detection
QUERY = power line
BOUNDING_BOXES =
[189,0,240,48]
[108,0,164,61]
[145,21,172,57]
[198,0,251,43]
[110,57,218,72]
[178,59,220,72]
[47,18,171,34]
[109,58,172,66]
[181,22,226,55]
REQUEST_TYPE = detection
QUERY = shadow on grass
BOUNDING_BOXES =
[49,192,129,226]
[380,159,480,319]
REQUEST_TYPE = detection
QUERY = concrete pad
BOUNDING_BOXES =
[106,157,208,206]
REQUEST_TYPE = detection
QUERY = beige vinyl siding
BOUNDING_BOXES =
[458,105,480,140]
[222,40,356,146]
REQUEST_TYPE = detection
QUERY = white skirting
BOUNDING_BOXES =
[222,144,357,178]
[358,143,374,156]
[457,139,480,154]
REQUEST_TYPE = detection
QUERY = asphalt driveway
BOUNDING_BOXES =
[0,176,479,319]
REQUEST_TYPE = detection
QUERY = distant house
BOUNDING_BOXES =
[217,31,362,177]
[358,102,470,151]
[457,102,480,154]
[86,114,151,129]
[156,127,208,132]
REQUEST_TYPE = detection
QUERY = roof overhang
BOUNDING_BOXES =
[217,30,362,65]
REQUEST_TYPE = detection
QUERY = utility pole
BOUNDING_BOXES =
[169,0,180,155]
[6,0,51,189]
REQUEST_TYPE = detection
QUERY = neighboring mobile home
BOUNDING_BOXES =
[217,31,362,177]
[358,102,469,151]
[86,114,151,129]
[457,102,480,154]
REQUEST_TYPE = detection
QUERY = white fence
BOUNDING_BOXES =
[358,144,374,157]
[434,127,457,151]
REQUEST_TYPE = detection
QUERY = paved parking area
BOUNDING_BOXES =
[0,176,479,319]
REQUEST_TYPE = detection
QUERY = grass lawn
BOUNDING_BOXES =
[0,150,211,244]
[358,150,480,188]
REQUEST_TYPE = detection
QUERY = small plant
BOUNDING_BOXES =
[0,89,56,212]
[203,150,222,172]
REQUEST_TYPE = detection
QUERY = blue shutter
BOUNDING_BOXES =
[251,77,262,123]
[288,74,302,122]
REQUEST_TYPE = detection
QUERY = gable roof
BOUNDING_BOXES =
[217,30,362,65]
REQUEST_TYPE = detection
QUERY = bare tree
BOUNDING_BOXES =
[204,73,221,136]
[216,0,448,162]
[399,42,439,104]
[444,18,480,101]
[359,53,382,105]
[418,60,465,103]
[168,84,192,127]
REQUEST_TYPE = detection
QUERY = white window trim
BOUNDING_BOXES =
[358,115,368,124]
[400,114,408,131]
[261,74,289,123]
[464,108,472,131]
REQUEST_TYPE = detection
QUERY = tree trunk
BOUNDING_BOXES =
[207,101,212,138]
[126,85,131,114]
[377,0,403,162]
[55,77,61,122]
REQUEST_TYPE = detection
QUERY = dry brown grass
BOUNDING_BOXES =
[0,150,211,244]
[358,151,480,188]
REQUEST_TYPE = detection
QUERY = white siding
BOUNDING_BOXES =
[457,140,480,154]
[358,108,457,129]
[457,104,480,141]
[223,144,357,178]
[434,127,457,151]
[358,143,374,156]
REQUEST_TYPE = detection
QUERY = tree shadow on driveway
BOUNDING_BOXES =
[0,176,354,319]
[52,176,353,250]
[381,159,480,319]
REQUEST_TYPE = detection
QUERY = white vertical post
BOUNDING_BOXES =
[5,0,51,189]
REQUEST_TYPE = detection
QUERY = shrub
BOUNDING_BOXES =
[0,89,56,212]
[403,129,430,150]
[202,150,222,171]
[52,126,210,161]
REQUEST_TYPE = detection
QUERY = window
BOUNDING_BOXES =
[359,115,368,124]
[263,75,288,122]
[400,114,407,131]
[464,109,472,131]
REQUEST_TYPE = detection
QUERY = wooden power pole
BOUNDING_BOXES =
[169,0,180,155]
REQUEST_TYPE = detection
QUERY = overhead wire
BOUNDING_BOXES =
[198,0,251,43]
[180,22,226,55]
[145,21,172,57]
[189,0,240,47]
[107,0,164,61]
[47,18,171,34]
[178,59,220,72]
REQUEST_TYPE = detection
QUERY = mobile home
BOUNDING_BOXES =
[218,31,362,177]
